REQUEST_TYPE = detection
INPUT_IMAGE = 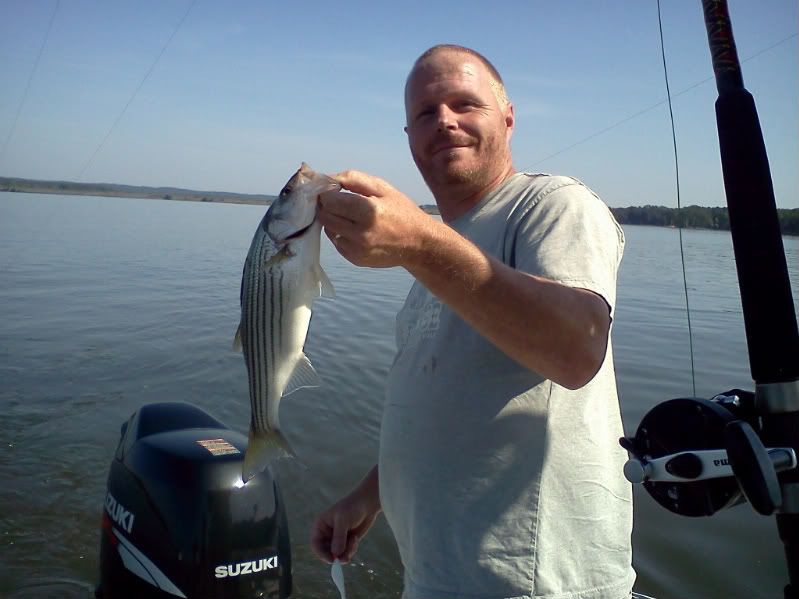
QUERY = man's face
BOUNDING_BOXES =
[404,51,514,191]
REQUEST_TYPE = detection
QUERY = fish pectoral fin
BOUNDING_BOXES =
[283,352,321,397]
[263,245,292,269]
[233,324,243,352]
[317,265,336,298]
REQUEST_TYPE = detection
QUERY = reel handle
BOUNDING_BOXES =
[725,420,793,515]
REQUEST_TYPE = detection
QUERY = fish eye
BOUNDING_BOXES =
[281,186,293,195]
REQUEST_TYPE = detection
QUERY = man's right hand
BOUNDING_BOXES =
[310,465,381,563]
[318,170,436,270]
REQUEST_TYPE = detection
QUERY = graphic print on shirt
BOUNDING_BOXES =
[395,287,442,355]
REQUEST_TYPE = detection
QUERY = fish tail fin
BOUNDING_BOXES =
[242,426,296,482]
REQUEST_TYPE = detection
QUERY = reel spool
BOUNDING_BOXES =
[621,390,796,517]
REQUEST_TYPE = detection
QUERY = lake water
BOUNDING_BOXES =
[1,192,797,599]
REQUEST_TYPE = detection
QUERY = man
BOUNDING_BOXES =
[311,44,634,599]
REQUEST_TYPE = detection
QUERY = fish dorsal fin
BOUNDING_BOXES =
[233,324,243,352]
[283,352,321,397]
[317,265,335,298]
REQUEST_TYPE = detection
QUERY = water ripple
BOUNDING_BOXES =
[1,195,796,598]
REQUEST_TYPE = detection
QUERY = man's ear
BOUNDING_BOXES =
[505,103,515,141]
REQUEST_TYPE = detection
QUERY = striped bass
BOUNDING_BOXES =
[234,163,340,482]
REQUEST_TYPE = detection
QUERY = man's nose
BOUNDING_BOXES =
[435,105,457,131]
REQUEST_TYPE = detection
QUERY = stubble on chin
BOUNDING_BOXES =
[412,147,476,189]
[426,144,499,189]
[434,161,482,186]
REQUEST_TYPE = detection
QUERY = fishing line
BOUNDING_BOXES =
[526,31,796,169]
[657,0,696,396]
[0,0,60,168]
[77,0,197,180]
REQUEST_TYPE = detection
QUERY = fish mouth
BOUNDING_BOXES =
[267,215,316,244]
[263,195,317,242]
[282,222,313,242]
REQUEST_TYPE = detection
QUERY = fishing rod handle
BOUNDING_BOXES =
[701,0,744,94]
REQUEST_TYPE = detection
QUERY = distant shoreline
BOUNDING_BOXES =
[1,186,269,206]
[1,176,796,234]
[0,176,274,206]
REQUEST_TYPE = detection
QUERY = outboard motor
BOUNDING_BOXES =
[96,402,292,598]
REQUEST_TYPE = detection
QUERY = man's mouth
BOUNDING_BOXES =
[431,142,470,156]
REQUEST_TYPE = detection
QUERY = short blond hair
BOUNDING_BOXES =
[408,44,510,107]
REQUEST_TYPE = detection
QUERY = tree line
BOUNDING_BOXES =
[610,205,799,236]
[3,177,796,235]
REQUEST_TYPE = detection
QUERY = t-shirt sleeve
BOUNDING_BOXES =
[510,179,625,318]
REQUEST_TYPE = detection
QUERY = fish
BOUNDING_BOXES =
[234,163,340,482]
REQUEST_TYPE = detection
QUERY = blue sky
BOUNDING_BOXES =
[0,0,796,208]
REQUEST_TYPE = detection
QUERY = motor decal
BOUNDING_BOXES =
[214,556,279,578]
[112,528,187,598]
[104,492,135,534]
[196,438,240,456]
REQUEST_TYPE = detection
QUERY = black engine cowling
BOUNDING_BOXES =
[96,402,292,598]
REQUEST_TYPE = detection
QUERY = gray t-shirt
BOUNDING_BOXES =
[379,173,634,599]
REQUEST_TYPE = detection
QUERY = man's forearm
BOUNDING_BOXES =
[316,171,611,388]
[404,220,610,389]
[357,465,381,513]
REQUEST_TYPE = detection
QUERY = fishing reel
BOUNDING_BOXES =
[620,390,798,517]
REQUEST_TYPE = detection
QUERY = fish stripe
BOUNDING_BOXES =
[248,243,257,431]
[276,269,284,429]
[253,236,265,433]
[251,242,258,430]
[265,269,272,432]
[243,254,251,428]
[257,237,268,433]
[247,245,257,431]
[255,239,263,431]
[266,262,275,432]
[271,266,278,429]
[243,229,280,438]
[263,238,273,432]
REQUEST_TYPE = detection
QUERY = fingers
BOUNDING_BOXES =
[319,190,364,214]
[340,533,360,563]
[320,168,423,268]
[318,202,360,234]
[332,170,391,197]
[310,516,334,562]
[310,510,354,564]
[319,190,374,228]
[310,505,369,565]
[330,511,350,559]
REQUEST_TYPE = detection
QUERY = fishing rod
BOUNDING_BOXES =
[621,0,799,596]
[705,0,799,593]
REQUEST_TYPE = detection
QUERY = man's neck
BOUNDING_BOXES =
[434,164,516,222]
